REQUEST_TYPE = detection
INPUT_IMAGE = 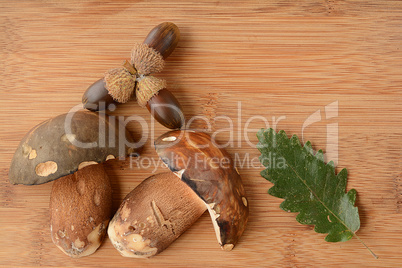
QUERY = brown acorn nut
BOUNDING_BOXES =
[131,22,180,75]
[108,172,206,258]
[154,130,249,251]
[137,76,184,129]
[82,78,117,111]
[144,22,180,59]
[9,110,136,185]
[50,164,112,258]
[146,88,184,129]
[82,62,137,112]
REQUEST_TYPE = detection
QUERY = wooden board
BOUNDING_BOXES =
[1,1,401,267]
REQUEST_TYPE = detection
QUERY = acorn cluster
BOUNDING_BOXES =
[82,22,183,129]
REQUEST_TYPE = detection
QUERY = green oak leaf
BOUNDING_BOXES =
[257,128,360,242]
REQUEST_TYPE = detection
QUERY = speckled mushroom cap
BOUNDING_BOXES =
[9,110,136,185]
[154,130,249,250]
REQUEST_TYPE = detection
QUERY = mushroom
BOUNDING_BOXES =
[50,164,112,258]
[108,172,206,258]
[154,130,249,251]
[8,110,136,257]
[9,110,135,185]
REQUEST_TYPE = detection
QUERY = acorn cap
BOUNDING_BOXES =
[104,67,136,103]
[136,76,167,107]
[131,43,165,75]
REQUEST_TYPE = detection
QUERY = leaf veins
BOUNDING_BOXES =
[257,128,376,258]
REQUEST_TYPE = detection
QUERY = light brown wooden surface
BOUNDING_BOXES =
[1,1,401,267]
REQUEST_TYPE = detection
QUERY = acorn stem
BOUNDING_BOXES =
[122,60,137,76]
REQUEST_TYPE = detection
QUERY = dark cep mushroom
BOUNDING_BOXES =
[154,130,249,250]
[9,110,137,257]
[9,110,135,185]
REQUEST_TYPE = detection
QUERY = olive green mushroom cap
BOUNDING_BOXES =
[9,110,136,185]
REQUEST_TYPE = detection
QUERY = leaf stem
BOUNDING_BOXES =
[266,130,378,259]
[287,161,378,258]
[353,233,378,259]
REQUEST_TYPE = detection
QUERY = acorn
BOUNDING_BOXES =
[131,22,180,75]
[83,22,180,112]
[144,22,180,59]
[82,61,136,111]
[137,76,184,129]
[82,79,116,111]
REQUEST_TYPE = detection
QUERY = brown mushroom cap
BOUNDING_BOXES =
[154,130,249,250]
[9,110,135,185]
[108,172,206,258]
[50,164,112,258]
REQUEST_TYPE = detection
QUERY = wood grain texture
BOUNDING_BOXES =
[0,0,401,267]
